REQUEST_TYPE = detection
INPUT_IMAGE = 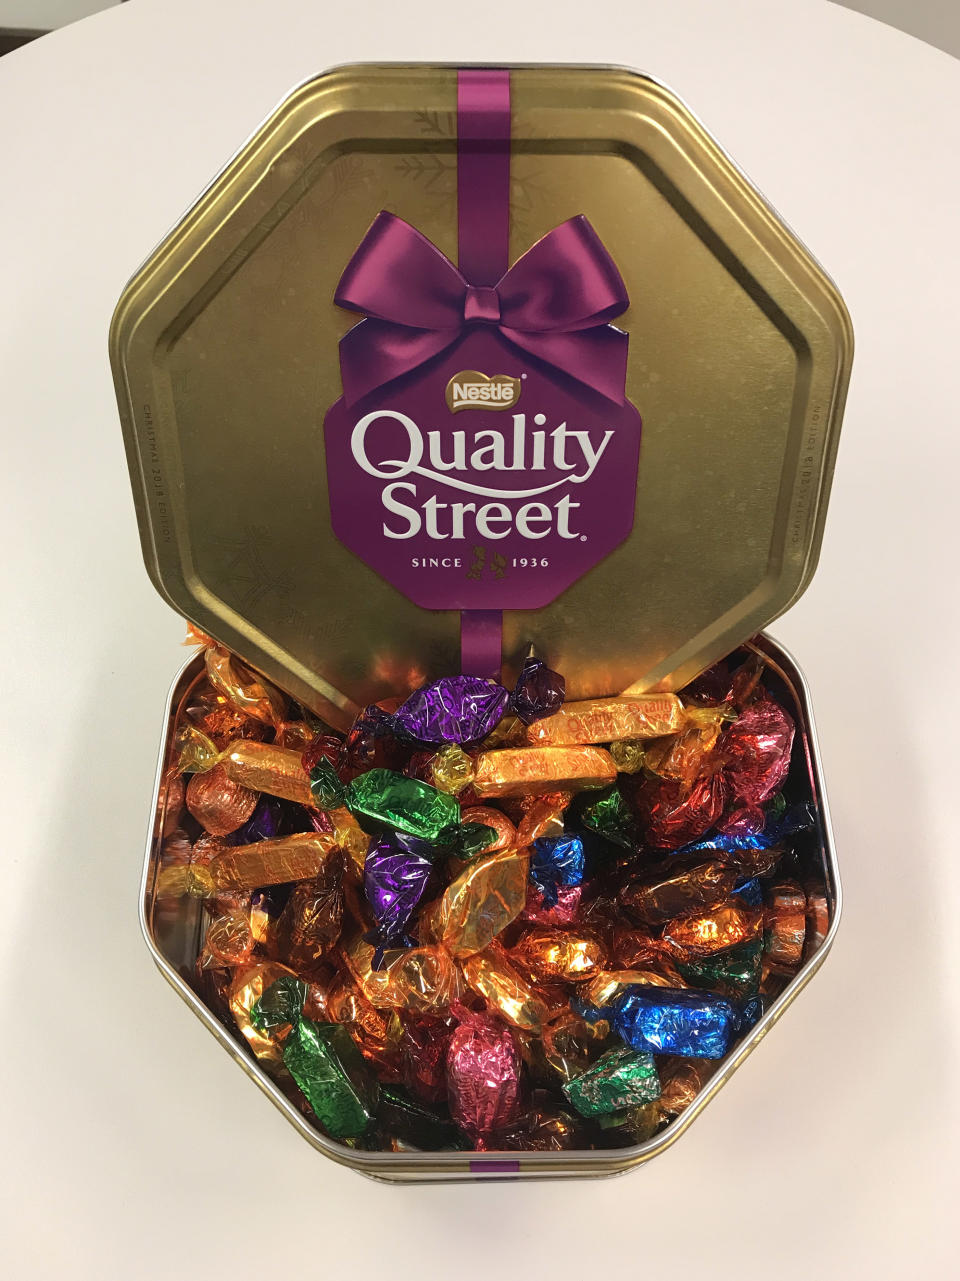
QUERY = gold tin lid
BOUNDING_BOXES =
[111,64,851,727]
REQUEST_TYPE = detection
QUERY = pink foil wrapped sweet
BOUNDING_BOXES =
[722,698,795,804]
[445,1003,522,1144]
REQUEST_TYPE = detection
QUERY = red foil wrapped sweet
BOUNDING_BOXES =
[722,698,795,804]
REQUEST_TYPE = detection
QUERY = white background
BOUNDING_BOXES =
[1,1,957,1276]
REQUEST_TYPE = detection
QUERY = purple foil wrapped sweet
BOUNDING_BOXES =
[392,676,510,745]
[363,832,435,965]
[511,656,566,725]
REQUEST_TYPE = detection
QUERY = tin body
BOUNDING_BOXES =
[141,632,840,1182]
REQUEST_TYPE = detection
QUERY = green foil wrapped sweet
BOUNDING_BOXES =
[580,786,634,848]
[251,975,308,1032]
[309,757,347,808]
[282,1020,379,1138]
[677,940,763,999]
[562,1045,661,1117]
[346,768,460,840]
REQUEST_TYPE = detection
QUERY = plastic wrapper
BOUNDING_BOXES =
[446,1005,522,1143]
[275,857,344,974]
[613,987,739,1059]
[461,945,552,1032]
[202,909,255,967]
[509,927,606,984]
[661,903,763,958]
[375,1086,462,1150]
[208,832,339,892]
[515,794,570,847]
[473,745,617,798]
[228,961,302,1067]
[434,846,529,957]
[203,643,288,726]
[393,675,510,745]
[459,805,516,853]
[326,972,404,1078]
[677,940,762,999]
[398,1015,453,1103]
[182,733,316,807]
[521,883,583,927]
[501,1099,587,1151]
[510,657,566,725]
[634,772,728,849]
[429,745,476,795]
[657,1056,715,1118]
[562,1045,660,1117]
[764,880,807,974]
[526,694,684,745]
[386,945,462,1015]
[539,1009,610,1081]
[621,857,740,925]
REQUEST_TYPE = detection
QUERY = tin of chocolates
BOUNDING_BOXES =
[117,64,848,1180]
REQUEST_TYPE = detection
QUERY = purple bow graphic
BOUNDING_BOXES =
[334,211,631,407]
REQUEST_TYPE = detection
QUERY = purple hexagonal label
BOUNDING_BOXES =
[323,328,642,610]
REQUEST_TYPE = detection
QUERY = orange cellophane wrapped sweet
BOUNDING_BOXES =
[387,945,463,1016]
[202,910,255,967]
[515,794,571,848]
[620,857,740,925]
[581,966,682,1009]
[434,847,530,957]
[341,933,407,1008]
[185,765,259,836]
[203,644,288,726]
[525,694,684,746]
[764,880,807,975]
[661,903,763,958]
[328,807,370,881]
[228,961,301,1067]
[641,711,728,788]
[461,945,552,1033]
[509,928,606,985]
[209,832,338,892]
[218,741,315,806]
[460,806,517,853]
[472,747,616,799]
[540,1010,611,1081]
[326,973,404,1078]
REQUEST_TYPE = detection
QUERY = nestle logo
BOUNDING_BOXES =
[446,370,522,413]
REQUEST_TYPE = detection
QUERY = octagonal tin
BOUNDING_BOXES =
[112,64,852,728]
[142,633,840,1182]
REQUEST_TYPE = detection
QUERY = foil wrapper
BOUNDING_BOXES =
[283,1019,379,1138]
[529,833,584,907]
[363,833,435,959]
[346,768,460,840]
[208,832,338,892]
[393,675,510,745]
[446,1006,521,1142]
[185,766,259,836]
[613,987,738,1059]
[526,694,684,745]
[473,746,617,798]
[562,1045,660,1117]
[511,657,565,725]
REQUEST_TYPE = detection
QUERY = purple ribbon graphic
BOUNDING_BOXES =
[334,212,631,408]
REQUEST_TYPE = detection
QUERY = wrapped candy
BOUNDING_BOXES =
[345,768,459,841]
[510,656,565,725]
[433,847,529,957]
[446,1005,521,1143]
[661,903,763,958]
[613,987,739,1059]
[620,857,740,925]
[562,1046,660,1117]
[166,633,823,1155]
[208,832,338,892]
[429,745,476,795]
[461,945,552,1033]
[363,832,435,961]
[526,694,684,745]
[203,644,288,726]
[460,805,516,853]
[764,880,807,975]
[529,833,584,907]
[283,1019,379,1138]
[723,699,795,804]
[275,857,344,973]
[473,746,617,798]
[509,928,606,985]
[393,676,510,745]
[185,766,259,836]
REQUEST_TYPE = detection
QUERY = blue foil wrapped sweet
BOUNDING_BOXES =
[392,676,510,745]
[363,832,435,965]
[530,833,585,907]
[511,656,565,725]
[612,987,739,1059]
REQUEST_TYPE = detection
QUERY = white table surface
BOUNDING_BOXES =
[2,0,958,1275]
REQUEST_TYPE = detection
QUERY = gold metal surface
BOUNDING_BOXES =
[112,65,852,719]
